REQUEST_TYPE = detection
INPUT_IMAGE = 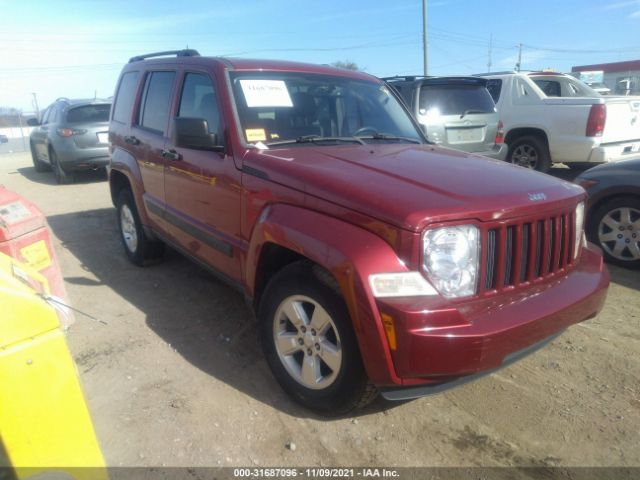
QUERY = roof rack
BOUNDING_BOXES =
[128,49,201,63]
[380,75,430,82]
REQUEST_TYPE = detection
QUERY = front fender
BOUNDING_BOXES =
[246,204,410,386]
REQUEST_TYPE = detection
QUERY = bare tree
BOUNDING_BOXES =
[331,60,361,71]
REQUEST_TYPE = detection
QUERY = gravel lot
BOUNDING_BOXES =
[1,151,639,468]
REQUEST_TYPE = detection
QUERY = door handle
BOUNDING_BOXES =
[161,149,181,161]
[124,135,140,145]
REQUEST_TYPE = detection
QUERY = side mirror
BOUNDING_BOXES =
[172,117,223,151]
[27,118,40,127]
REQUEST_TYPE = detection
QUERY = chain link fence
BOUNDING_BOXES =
[0,111,37,154]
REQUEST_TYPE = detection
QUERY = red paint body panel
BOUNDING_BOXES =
[109,55,610,392]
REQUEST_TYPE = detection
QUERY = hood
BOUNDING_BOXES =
[243,144,584,231]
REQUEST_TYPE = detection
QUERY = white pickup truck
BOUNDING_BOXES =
[480,71,640,172]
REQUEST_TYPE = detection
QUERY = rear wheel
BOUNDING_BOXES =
[50,149,72,184]
[30,143,49,172]
[259,262,377,415]
[116,189,165,266]
[507,135,551,172]
[588,196,640,269]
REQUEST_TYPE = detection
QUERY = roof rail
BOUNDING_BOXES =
[55,97,70,102]
[380,75,430,82]
[128,49,201,63]
[472,71,519,76]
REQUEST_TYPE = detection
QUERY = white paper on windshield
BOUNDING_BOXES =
[240,80,293,108]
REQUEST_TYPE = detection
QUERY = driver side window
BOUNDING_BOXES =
[178,73,221,139]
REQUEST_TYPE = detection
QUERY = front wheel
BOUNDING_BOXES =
[259,262,376,415]
[588,196,640,269]
[116,189,165,266]
[507,135,551,172]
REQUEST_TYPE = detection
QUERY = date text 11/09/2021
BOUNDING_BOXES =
[233,468,400,478]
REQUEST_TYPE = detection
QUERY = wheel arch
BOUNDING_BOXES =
[504,127,549,149]
[246,203,407,386]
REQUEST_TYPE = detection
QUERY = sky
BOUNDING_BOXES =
[1,0,640,112]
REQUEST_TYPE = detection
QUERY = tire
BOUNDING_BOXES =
[30,142,49,172]
[587,196,640,269]
[507,135,551,172]
[50,149,72,184]
[258,262,377,415]
[116,189,165,266]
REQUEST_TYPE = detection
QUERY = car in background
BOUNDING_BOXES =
[478,71,640,172]
[28,98,111,184]
[585,82,612,96]
[0,134,8,144]
[383,76,507,160]
[576,159,640,269]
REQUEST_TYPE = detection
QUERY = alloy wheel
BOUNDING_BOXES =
[511,144,539,169]
[120,204,138,253]
[273,295,342,390]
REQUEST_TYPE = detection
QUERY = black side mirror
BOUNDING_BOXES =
[27,118,40,127]
[172,117,223,151]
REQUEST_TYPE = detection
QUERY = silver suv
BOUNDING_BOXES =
[28,98,111,184]
[384,76,507,160]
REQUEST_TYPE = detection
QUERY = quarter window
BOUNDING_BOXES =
[139,71,176,133]
[113,72,139,124]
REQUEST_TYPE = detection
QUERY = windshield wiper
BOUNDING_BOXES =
[356,133,421,144]
[460,109,486,119]
[267,135,365,146]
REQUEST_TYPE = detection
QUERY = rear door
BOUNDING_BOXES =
[163,70,242,282]
[64,103,111,150]
[417,81,498,153]
[131,70,177,229]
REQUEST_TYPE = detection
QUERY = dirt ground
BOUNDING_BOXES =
[1,151,639,468]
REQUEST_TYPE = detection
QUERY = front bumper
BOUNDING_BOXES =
[587,140,640,163]
[375,242,609,397]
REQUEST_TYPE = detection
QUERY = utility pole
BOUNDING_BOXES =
[422,0,428,76]
[516,43,522,72]
[487,33,493,72]
[31,93,40,119]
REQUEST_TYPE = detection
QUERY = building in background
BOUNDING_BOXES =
[572,60,640,95]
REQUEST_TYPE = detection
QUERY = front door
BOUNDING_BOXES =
[163,71,243,282]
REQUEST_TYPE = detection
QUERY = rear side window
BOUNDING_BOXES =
[533,79,561,97]
[486,79,503,103]
[139,71,176,133]
[418,85,495,116]
[112,72,139,123]
[67,104,111,124]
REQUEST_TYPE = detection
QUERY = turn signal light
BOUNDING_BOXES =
[381,313,397,351]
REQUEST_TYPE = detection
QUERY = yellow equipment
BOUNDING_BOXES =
[0,252,106,479]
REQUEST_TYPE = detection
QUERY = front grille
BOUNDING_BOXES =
[479,209,576,294]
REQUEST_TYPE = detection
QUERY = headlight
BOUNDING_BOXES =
[422,225,479,298]
[574,201,585,259]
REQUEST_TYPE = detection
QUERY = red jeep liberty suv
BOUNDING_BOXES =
[108,50,609,415]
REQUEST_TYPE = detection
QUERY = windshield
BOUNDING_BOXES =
[230,72,422,147]
[418,84,495,116]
